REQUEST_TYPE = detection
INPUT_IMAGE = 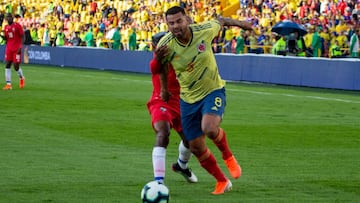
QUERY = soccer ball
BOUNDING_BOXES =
[141,181,170,203]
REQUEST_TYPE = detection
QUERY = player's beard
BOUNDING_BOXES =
[172,28,183,39]
[172,28,190,44]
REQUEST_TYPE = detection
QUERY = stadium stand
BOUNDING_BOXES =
[0,0,358,57]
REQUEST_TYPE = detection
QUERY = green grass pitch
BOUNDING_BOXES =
[0,63,359,203]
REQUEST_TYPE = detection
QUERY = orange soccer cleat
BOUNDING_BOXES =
[19,77,25,89]
[3,84,12,90]
[224,155,242,179]
[211,179,232,195]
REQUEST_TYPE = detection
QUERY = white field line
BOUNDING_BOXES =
[39,70,360,104]
[227,88,360,104]
[114,77,360,104]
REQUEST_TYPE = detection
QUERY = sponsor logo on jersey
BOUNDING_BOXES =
[198,42,206,52]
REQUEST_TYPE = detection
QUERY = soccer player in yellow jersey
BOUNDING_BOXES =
[156,6,252,195]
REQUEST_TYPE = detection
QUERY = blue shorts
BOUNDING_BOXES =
[180,88,226,141]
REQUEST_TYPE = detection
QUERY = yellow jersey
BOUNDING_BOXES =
[158,20,225,103]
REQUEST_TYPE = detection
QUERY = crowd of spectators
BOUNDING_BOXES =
[0,0,359,58]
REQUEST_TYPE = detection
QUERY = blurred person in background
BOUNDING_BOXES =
[235,30,246,54]
[2,13,25,90]
[70,31,82,46]
[55,27,66,46]
[42,24,51,46]
[311,26,322,57]
[112,26,122,50]
[256,28,266,54]
[295,31,307,57]
[349,28,359,58]
[329,39,344,58]
[84,26,95,47]
[128,27,137,50]
[263,34,272,54]
[248,29,258,53]
[272,34,286,55]
[223,26,234,53]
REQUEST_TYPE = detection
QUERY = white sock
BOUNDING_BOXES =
[17,68,24,78]
[5,69,11,84]
[177,141,192,169]
[152,146,166,182]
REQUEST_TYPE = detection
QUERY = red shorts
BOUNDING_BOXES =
[147,101,182,133]
[5,49,22,63]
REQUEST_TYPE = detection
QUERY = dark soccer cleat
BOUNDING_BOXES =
[172,163,198,183]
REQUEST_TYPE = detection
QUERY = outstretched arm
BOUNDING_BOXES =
[217,17,253,30]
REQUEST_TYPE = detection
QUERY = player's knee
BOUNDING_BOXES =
[202,115,221,138]
[202,125,218,138]
[189,146,203,157]
[14,64,20,71]
[5,63,11,69]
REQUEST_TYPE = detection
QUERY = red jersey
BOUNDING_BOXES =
[147,56,180,114]
[90,2,98,12]
[4,22,24,52]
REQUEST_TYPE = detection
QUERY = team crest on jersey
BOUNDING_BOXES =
[197,42,206,52]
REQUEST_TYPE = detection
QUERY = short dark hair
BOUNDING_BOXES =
[165,6,186,17]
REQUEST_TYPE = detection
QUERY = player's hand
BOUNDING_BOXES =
[160,89,171,103]
[155,45,169,62]
[17,48,21,54]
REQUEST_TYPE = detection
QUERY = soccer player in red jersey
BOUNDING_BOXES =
[147,32,198,184]
[3,13,25,90]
